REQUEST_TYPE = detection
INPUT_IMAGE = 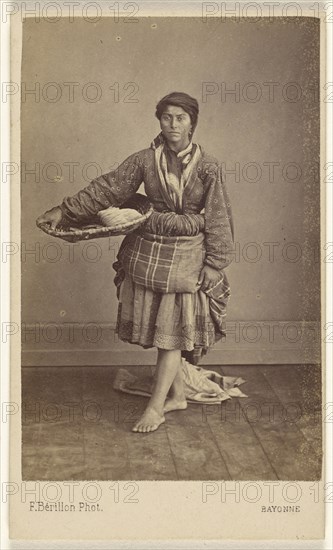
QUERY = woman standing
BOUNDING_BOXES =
[36,92,234,433]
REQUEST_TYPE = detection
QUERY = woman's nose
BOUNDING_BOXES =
[170,117,178,128]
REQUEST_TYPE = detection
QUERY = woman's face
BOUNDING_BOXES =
[159,105,192,150]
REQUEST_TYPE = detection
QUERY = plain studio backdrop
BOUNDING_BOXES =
[20,16,321,366]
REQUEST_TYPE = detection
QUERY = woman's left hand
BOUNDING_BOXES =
[198,265,221,292]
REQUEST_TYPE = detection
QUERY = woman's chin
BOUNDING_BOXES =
[167,136,181,142]
[166,136,187,149]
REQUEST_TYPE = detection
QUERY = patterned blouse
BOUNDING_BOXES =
[59,147,234,271]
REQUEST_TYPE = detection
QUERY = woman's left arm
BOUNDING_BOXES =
[200,161,234,287]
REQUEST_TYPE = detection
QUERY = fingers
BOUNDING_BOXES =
[197,267,204,286]
[198,267,221,293]
[201,275,218,293]
[36,215,46,227]
[200,273,211,292]
[36,213,59,230]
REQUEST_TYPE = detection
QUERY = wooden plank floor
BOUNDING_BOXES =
[21,364,322,481]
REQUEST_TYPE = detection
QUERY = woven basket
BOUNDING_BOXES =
[37,194,153,243]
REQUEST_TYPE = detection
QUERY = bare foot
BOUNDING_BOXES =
[164,398,188,413]
[132,406,165,433]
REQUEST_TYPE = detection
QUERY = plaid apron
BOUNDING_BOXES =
[119,232,205,293]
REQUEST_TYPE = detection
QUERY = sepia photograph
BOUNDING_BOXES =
[4,2,329,543]
[20,14,323,482]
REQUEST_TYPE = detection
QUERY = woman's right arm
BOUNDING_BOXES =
[36,151,145,228]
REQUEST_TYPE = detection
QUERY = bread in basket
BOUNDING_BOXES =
[37,193,153,243]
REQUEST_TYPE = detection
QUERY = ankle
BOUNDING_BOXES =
[146,402,164,418]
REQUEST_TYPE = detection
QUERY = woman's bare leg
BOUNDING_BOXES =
[164,361,187,413]
[132,349,181,433]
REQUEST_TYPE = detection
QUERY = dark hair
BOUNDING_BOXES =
[155,92,199,133]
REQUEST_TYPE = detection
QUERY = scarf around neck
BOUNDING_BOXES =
[150,133,202,212]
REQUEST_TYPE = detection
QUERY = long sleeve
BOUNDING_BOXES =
[202,161,234,271]
[59,151,144,224]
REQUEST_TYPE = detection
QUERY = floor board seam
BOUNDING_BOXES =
[262,369,323,460]
[220,366,280,480]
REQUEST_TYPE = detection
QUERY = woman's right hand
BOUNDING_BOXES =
[36,206,63,230]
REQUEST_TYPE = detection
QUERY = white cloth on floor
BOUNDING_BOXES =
[113,358,247,404]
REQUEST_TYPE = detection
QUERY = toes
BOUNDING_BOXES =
[132,422,143,432]
[132,411,165,433]
[133,421,149,433]
[132,422,158,433]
